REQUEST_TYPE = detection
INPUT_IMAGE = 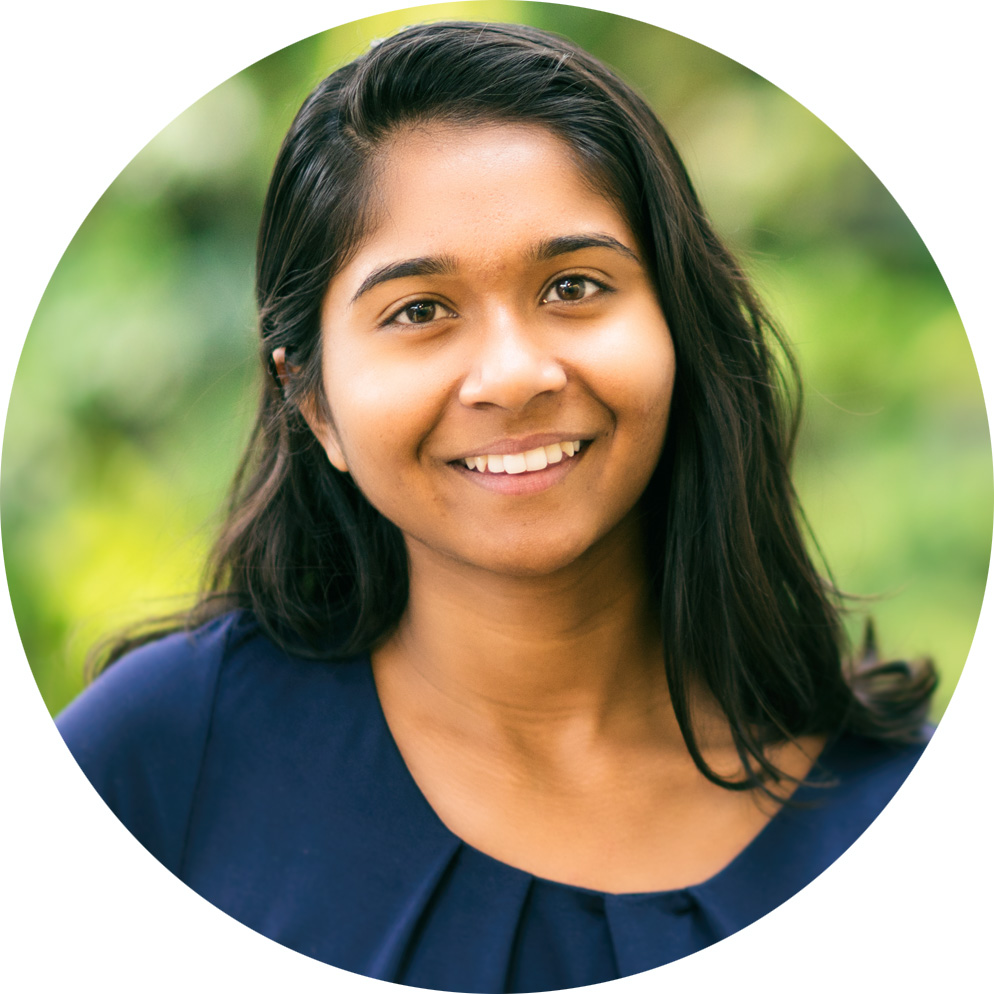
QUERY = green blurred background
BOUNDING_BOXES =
[3,1,990,718]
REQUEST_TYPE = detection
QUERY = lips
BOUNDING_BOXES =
[446,434,592,495]
[461,440,583,475]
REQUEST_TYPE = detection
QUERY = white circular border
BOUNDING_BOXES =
[2,2,990,990]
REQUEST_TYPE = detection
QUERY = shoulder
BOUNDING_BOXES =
[57,614,251,774]
[57,612,371,747]
[56,614,245,872]
[803,730,931,841]
[693,730,931,930]
[764,731,930,879]
[56,613,371,872]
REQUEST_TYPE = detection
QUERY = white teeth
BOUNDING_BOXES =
[503,452,527,474]
[524,447,548,471]
[462,440,585,473]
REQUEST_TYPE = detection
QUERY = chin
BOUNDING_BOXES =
[453,533,609,579]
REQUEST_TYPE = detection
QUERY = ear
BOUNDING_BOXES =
[271,347,349,474]
[271,346,293,389]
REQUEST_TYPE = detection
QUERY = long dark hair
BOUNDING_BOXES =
[98,21,936,790]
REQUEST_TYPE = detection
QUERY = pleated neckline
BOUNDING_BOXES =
[358,655,837,902]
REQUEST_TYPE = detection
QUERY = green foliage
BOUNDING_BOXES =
[3,2,989,718]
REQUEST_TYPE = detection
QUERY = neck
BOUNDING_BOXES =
[374,517,675,743]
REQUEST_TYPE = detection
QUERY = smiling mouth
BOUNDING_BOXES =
[459,440,584,475]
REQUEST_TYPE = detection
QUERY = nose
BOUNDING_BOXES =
[458,312,567,410]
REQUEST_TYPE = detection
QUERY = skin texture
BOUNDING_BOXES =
[282,123,823,893]
[314,124,675,579]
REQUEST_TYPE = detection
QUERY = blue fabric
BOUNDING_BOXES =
[56,613,928,992]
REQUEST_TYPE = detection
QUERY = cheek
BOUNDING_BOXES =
[586,316,676,435]
[321,347,439,477]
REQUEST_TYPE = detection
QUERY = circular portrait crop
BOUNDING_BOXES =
[3,3,990,991]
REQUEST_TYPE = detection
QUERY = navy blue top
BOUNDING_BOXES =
[56,613,927,992]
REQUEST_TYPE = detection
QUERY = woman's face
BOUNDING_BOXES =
[310,122,675,578]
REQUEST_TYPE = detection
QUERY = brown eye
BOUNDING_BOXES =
[542,276,605,305]
[402,301,437,323]
[385,299,456,329]
[554,278,585,301]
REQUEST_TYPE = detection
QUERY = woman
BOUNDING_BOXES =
[56,21,935,992]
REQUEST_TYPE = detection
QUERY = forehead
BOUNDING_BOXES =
[344,121,634,275]
[373,120,586,197]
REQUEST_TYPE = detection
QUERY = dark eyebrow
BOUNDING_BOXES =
[350,255,456,305]
[349,235,638,305]
[531,233,640,264]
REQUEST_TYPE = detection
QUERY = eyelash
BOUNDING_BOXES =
[382,300,456,327]
[540,274,612,305]
[381,273,613,328]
